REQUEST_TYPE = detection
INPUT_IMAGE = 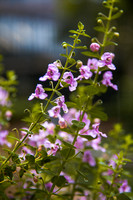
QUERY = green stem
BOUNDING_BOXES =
[0,30,81,174]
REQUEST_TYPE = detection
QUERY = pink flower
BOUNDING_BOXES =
[0,87,9,106]
[78,65,92,80]
[88,123,107,138]
[87,136,106,152]
[55,95,68,113]
[61,72,78,91]
[83,150,96,167]
[58,117,67,129]
[0,130,11,147]
[90,42,100,52]
[48,105,60,118]
[119,180,131,193]
[102,71,118,90]
[87,58,99,71]
[28,84,48,100]
[99,52,116,70]
[39,63,60,81]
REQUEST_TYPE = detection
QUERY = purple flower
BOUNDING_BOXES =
[83,150,96,167]
[99,52,116,70]
[102,71,118,90]
[88,123,107,138]
[0,87,9,106]
[48,105,61,118]
[87,58,99,71]
[0,130,11,147]
[55,95,68,113]
[61,72,78,91]
[28,84,48,100]
[90,42,100,52]
[58,116,67,129]
[78,65,93,80]
[119,179,131,193]
[39,63,60,81]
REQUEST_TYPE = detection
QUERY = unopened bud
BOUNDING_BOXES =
[33,176,38,183]
[76,60,83,68]
[90,42,100,52]
[114,32,119,37]
[62,42,67,48]
[97,19,102,24]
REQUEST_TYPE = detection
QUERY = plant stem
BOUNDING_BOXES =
[0,31,81,173]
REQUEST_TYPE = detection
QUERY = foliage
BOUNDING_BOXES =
[0,0,133,200]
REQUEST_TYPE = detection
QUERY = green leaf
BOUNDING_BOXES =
[54,90,62,97]
[94,26,106,33]
[80,135,96,141]
[25,154,35,164]
[19,168,26,178]
[60,148,75,159]
[89,106,108,121]
[44,88,53,91]
[78,21,84,30]
[60,53,68,58]
[51,176,66,187]
[105,41,118,46]
[4,166,13,180]
[117,193,132,200]
[68,58,76,64]
[75,46,87,49]
[69,30,79,35]
[72,120,85,129]
[11,153,21,164]
[0,171,4,182]
[59,138,76,149]
[81,51,100,59]
[65,101,79,109]
[7,135,20,142]
[111,10,123,20]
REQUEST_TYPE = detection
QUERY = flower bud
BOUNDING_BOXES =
[114,32,119,37]
[97,19,102,24]
[33,176,38,183]
[5,110,12,120]
[90,42,100,52]
[76,60,83,68]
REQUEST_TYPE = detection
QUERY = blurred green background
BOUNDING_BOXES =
[0,0,133,132]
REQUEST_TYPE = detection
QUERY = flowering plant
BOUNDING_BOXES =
[0,0,133,200]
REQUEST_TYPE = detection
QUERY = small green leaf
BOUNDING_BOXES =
[12,153,21,164]
[81,51,100,59]
[94,26,106,33]
[80,135,96,141]
[78,21,84,30]
[59,138,76,149]
[117,193,131,200]
[25,154,35,164]
[7,135,20,142]
[72,120,85,129]
[51,176,66,187]
[111,10,124,20]
[60,148,75,159]
[0,171,4,182]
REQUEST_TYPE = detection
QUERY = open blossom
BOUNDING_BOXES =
[99,52,116,70]
[0,130,11,147]
[102,71,118,90]
[55,95,68,113]
[78,65,92,80]
[28,84,48,100]
[60,72,78,91]
[48,105,60,118]
[58,116,67,129]
[87,58,99,71]
[0,87,9,106]
[119,179,131,193]
[90,42,100,52]
[88,123,107,138]
[83,150,96,166]
[39,63,60,81]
